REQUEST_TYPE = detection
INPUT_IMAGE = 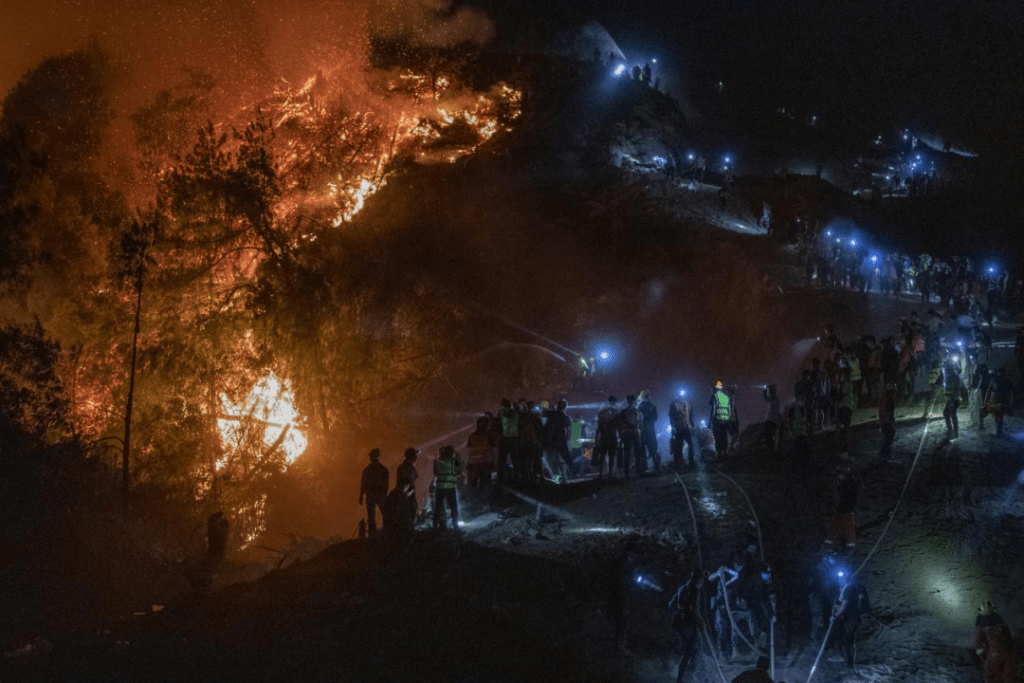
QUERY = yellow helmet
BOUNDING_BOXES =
[540,400,550,409]
[715,381,723,389]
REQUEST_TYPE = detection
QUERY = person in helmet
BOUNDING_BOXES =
[709,381,733,460]
[543,399,576,478]
[933,350,964,439]
[465,416,497,489]
[974,600,1017,683]
[497,399,519,484]
[619,395,644,477]
[638,390,661,474]
[831,570,870,668]
[594,397,621,480]
[432,445,463,531]
[669,392,697,469]
[359,448,389,534]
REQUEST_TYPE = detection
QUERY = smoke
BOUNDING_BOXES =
[1,0,493,116]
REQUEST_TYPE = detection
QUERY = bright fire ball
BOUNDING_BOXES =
[217,372,308,469]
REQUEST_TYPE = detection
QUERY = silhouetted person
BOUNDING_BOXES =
[359,448,389,533]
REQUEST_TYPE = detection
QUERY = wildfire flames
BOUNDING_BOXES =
[216,372,308,470]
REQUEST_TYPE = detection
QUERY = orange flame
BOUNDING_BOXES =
[216,372,308,470]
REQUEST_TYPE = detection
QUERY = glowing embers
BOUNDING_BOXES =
[329,175,388,226]
[217,372,308,470]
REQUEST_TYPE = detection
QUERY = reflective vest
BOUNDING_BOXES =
[466,431,493,465]
[790,404,809,436]
[433,457,460,489]
[671,400,692,430]
[712,391,731,422]
[847,355,862,382]
[570,419,584,446]
[499,408,519,438]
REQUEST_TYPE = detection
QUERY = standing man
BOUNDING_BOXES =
[432,445,462,531]
[669,391,697,469]
[879,383,897,458]
[825,461,859,551]
[981,368,1014,437]
[359,448,389,534]
[465,417,496,489]
[935,350,964,439]
[396,447,420,514]
[710,381,733,460]
[594,397,621,480]
[832,575,870,669]
[543,399,576,478]
[497,399,519,484]
[638,390,661,474]
[974,600,1017,683]
[669,570,705,682]
[620,395,644,477]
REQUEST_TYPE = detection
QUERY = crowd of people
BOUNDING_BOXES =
[798,223,1024,322]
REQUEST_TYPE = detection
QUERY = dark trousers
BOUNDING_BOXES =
[712,421,729,457]
[676,632,698,682]
[433,487,458,530]
[593,434,618,477]
[621,430,642,476]
[548,440,575,476]
[671,429,697,467]
[980,404,1005,434]
[641,428,660,473]
[498,436,518,483]
[365,494,385,532]
[880,422,896,458]
[943,398,960,435]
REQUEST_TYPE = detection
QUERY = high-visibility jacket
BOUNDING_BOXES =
[433,457,460,489]
[499,407,519,438]
[846,355,862,382]
[789,404,810,436]
[466,430,494,465]
[570,419,585,447]
[711,391,732,423]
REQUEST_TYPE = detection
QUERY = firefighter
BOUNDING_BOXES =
[465,417,496,489]
[727,384,741,451]
[498,399,519,484]
[934,350,964,439]
[383,482,416,553]
[638,390,661,474]
[980,368,1014,437]
[431,445,463,531]
[594,396,621,480]
[619,395,644,477]
[668,570,705,682]
[974,600,1017,683]
[825,461,859,551]
[710,381,733,460]
[569,413,588,475]
[396,447,419,512]
[543,399,576,478]
[519,400,544,483]
[669,392,697,469]
[831,573,871,668]
[359,448,389,533]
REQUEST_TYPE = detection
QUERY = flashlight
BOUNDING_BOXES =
[613,64,626,76]
[600,351,610,360]
[850,239,857,247]
[700,420,707,428]
[688,153,695,161]
[826,230,832,237]
[678,389,687,397]
[952,356,960,363]
[871,255,878,263]
[835,237,841,243]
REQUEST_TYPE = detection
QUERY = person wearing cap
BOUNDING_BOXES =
[831,571,870,668]
[432,445,463,530]
[396,447,419,511]
[934,349,964,439]
[670,392,697,469]
[638,390,661,474]
[359,448,389,534]
[594,396,621,480]
[974,600,1016,683]
[709,381,733,460]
